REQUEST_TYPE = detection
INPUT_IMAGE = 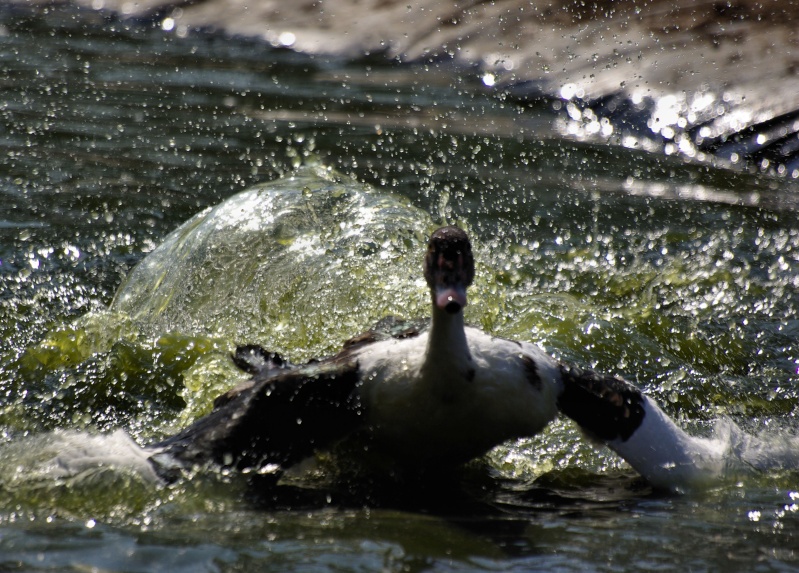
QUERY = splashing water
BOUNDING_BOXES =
[110,162,435,354]
[9,164,799,499]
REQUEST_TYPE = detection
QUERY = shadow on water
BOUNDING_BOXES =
[236,462,654,558]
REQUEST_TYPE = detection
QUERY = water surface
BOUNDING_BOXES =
[2,5,799,571]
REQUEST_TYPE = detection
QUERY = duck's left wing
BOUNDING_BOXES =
[150,358,364,474]
[556,365,725,490]
[169,318,425,475]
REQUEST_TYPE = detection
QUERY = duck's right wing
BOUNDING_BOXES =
[556,365,725,490]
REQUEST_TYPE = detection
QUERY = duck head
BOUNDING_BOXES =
[424,226,475,314]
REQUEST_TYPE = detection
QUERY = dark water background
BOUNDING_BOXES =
[2,5,799,571]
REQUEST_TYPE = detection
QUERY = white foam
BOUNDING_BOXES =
[715,417,799,472]
[44,429,163,484]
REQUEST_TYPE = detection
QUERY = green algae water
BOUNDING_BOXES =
[2,5,799,571]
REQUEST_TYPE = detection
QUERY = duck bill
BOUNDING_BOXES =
[434,284,468,314]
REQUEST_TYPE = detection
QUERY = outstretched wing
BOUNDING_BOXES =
[556,364,725,490]
[556,364,646,441]
[151,358,364,473]
[158,316,424,475]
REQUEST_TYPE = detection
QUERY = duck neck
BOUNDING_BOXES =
[423,305,472,381]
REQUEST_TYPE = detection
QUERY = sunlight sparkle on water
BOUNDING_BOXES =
[278,32,296,47]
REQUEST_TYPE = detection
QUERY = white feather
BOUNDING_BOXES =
[356,322,562,463]
[606,397,799,491]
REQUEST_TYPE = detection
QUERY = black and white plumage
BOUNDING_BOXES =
[149,226,724,490]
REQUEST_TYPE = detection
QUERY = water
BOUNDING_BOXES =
[2,4,799,571]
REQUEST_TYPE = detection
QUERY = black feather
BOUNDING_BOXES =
[151,359,363,472]
[557,365,645,442]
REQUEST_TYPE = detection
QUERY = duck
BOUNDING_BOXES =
[148,226,727,490]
